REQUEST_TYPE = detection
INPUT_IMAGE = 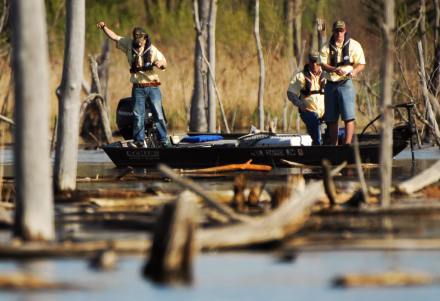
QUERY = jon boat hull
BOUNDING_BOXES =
[102,132,410,168]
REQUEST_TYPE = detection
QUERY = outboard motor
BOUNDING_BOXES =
[116,97,160,147]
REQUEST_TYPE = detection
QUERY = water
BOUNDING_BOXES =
[0,252,440,300]
[1,145,440,299]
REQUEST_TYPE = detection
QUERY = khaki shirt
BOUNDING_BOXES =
[117,37,166,84]
[287,69,325,118]
[320,38,365,82]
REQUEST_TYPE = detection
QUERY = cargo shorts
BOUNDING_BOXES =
[323,79,356,122]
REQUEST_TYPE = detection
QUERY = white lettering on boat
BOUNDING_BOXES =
[126,149,160,160]
[251,149,294,158]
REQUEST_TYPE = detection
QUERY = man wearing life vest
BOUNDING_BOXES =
[287,51,325,145]
[320,20,366,145]
[96,21,170,148]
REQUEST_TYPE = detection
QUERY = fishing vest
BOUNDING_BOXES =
[300,64,325,96]
[329,32,352,67]
[129,39,153,73]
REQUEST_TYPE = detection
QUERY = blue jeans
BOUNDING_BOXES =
[324,79,356,122]
[132,86,167,143]
[300,110,322,145]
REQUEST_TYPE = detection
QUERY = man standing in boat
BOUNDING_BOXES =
[287,51,325,145]
[320,20,365,145]
[96,21,170,148]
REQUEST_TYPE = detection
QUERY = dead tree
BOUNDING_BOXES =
[418,41,440,140]
[310,1,325,52]
[189,0,208,132]
[207,0,217,132]
[379,0,395,207]
[0,0,9,34]
[285,0,303,66]
[143,191,198,284]
[254,0,265,131]
[191,0,229,133]
[419,0,428,63]
[54,0,85,192]
[431,0,440,95]
[317,18,326,52]
[11,0,54,240]
[79,54,112,146]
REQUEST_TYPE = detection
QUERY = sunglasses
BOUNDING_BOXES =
[333,28,345,33]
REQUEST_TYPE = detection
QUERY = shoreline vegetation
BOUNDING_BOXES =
[1,0,431,142]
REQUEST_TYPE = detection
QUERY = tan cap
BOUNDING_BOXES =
[308,51,320,63]
[332,20,346,31]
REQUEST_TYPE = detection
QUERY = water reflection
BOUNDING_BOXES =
[19,261,56,301]
[1,252,440,300]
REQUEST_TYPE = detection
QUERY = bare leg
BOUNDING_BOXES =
[327,122,339,145]
[344,119,355,144]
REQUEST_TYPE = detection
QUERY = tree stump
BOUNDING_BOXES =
[232,174,247,211]
[143,190,198,284]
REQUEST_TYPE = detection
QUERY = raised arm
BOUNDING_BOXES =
[96,21,121,43]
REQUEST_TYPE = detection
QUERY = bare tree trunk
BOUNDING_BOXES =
[282,97,288,132]
[54,0,85,193]
[284,0,294,67]
[11,0,54,240]
[379,0,395,207]
[419,0,428,62]
[207,0,217,132]
[418,41,440,139]
[254,0,265,131]
[284,0,303,68]
[189,0,208,132]
[191,0,229,133]
[0,0,9,34]
[293,0,303,65]
[431,0,440,95]
[96,39,110,104]
[317,18,326,52]
[435,0,440,45]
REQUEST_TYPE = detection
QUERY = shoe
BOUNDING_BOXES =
[127,140,147,148]
[127,141,138,148]
[161,140,172,148]
[135,140,147,148]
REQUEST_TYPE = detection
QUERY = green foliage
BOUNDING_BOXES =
[85,0,138,52]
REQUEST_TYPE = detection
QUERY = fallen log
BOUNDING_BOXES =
[396,160,440,194]
[280,159,312,168]
[143,191,198,284]
[0,206,12,226]
[0,239,151,258]
[198,180,325,250]
[55,188,147,203]
[285,237,440,251]
[158,164,253,224]
[180,159,272,173]
[0,273,83,291]
[87,189,271,209]
[322,160,337,207]
[332,271,433,288]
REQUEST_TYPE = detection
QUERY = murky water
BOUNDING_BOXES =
[1,252,440,300]
[1,145,440,299]
[2,145,439,190]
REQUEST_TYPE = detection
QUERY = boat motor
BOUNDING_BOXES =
[116,97,160,147]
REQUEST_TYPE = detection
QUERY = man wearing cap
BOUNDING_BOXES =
[96,21,169,148]
[287,51,326,145]
[320,20,365,145]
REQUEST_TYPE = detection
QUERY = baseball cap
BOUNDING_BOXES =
[308,51,320,63]
[332,20,346,31]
